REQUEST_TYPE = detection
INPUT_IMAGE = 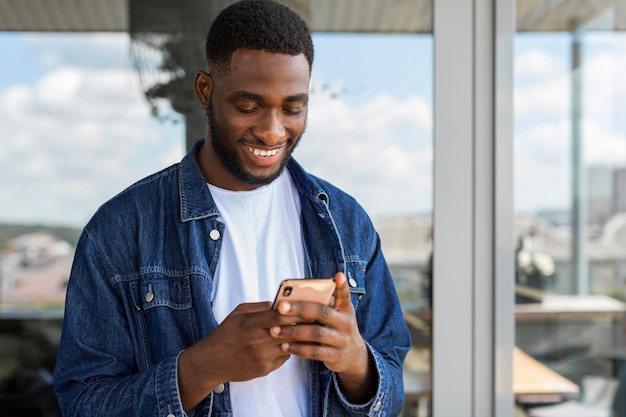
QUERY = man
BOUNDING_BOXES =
[53,1,411,416]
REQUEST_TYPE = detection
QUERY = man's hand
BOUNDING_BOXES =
[270,272,377,404]
[178,302,294,412]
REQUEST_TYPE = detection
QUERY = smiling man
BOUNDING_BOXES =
[53,1,411,416]
[196,49,309,190]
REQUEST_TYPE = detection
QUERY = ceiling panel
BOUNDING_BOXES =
[517,0,625,31]
[0,0,127,31]
[0,0,624,34]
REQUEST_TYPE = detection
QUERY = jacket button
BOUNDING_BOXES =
[374,400,382,411]
[213,383,225,394]
[209,229,221,240]
[348,277,358,288]
[145,284,154,302]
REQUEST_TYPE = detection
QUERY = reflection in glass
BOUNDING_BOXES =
[515,1,626,416]
[0,23,434,417]
[300,32,434,416]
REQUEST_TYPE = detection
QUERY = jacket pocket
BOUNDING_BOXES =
[129,272,197,366]
[138,275,192,310]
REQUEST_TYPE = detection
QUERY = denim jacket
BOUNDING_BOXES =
[54,139,411,417]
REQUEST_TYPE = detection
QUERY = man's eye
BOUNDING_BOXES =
[284,107,303,115]
[235,105,257,114]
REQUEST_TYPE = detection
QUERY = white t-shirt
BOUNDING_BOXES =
[208,170,308,417]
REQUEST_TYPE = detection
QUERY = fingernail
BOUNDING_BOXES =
[281,302,291,313]
[270,326,281,336]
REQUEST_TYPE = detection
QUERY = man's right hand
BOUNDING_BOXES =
[177,302,291,412]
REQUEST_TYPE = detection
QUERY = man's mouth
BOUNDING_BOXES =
[247,146,279,157]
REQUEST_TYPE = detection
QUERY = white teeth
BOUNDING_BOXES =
[248,147,278,157]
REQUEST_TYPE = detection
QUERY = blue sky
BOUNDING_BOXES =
[311,34,433,102]
[1,30,625,227]
[514,32,626,214]
[0,32,433,227]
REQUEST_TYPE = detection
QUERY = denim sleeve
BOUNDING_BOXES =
[326,342,405,417]
[53,229,189,417]
[324,232,411,417]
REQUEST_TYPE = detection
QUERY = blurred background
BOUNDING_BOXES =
[1,1,626,416]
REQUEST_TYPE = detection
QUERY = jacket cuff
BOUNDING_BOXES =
[155,351,189,417]
[330,342,392,417]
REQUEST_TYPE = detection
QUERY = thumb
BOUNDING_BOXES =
[332,271,352,311]
[233,301,272,313]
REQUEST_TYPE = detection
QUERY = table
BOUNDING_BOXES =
[515,294,626,320]
[402,346,580,413]
[513,346,579,403]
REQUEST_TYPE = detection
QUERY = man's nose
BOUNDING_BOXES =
[254,110,287,145]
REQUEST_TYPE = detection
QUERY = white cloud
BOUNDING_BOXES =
[514,128,571,212]
[582,117,626,165]
[580,53,626,136]
[36,68,83,107]
[523,120,571,160]
[296,91,433,218]
[6,32,625,226]
[1,85,33,123]
[1,33,433,226]
[0,55,184,226]
[27,33,133,70]
[515,49,565,81]
[514,75,570,122]
[513,37,626,214]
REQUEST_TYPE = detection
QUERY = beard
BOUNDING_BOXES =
[207,102,304,187]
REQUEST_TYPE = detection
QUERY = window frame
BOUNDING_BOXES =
[432,0,515,416]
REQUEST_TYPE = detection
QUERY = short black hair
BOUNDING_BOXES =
[205,0,314,74]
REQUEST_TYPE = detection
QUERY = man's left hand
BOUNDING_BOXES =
[270,272,376,404]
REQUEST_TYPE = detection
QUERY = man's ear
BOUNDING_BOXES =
[193,70,212,109]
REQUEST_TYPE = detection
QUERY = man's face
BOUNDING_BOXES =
[197,49,310,191]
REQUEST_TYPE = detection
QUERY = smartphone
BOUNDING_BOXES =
[272,278,336,310]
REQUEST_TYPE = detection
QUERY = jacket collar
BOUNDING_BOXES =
[178,139,220,222]
[178,138,331,222]
[286,159,330,207]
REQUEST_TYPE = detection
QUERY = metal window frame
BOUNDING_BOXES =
[432,0,514,416]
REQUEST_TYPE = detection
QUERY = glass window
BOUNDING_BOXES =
[0,33,183,313]
[0,32,183,415]
[0,3,433,414]
[514,1,626,415]
[302,31,434,415]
